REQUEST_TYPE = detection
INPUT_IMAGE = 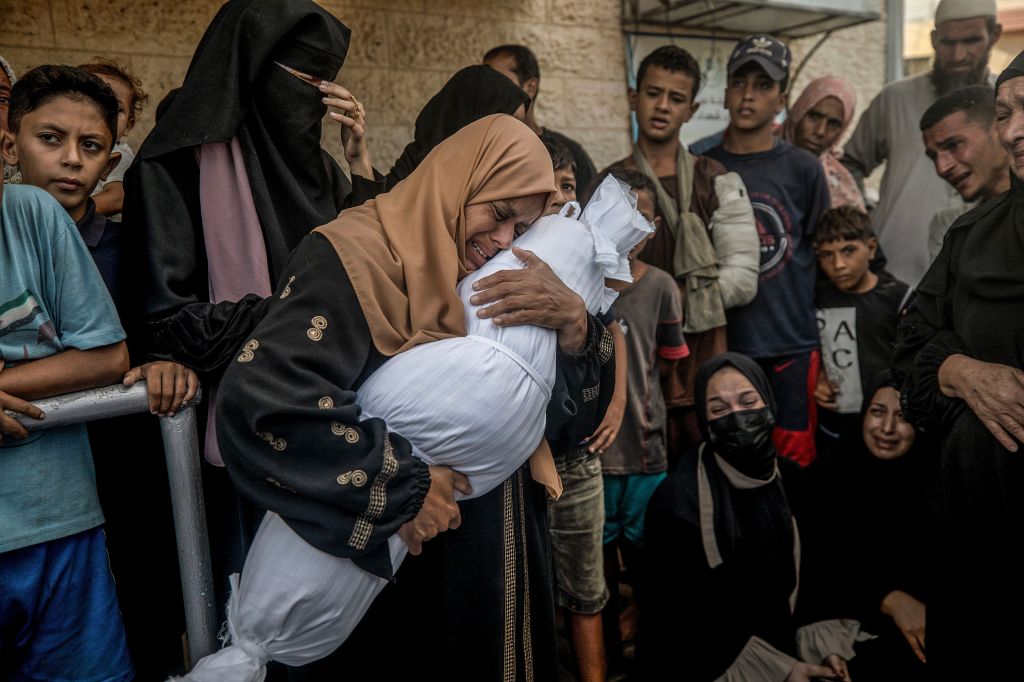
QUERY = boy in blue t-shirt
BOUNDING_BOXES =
[0,166,134,679]
[703,34,831,466]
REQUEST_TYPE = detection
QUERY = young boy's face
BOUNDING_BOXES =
[97,74,133,141]
[724,63,785,133]
[630,66,699,144]
[816,237,877,293]
[545,166,577,216]
[1,94,119,222]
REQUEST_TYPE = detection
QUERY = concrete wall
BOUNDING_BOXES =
[1,0,887,176]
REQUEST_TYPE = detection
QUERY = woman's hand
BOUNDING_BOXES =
[123,361,199,417]
[785,661,840,682]
[470,247,588,353]
[0,388,44,444]
[398,465,471,556]
[320,81,373,179]
[822,654,852,682]
[939,354,1024,451]
[881,590,926,664]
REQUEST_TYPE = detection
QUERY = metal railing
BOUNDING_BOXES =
[12,381,218,666]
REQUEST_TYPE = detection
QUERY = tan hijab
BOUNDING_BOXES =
[316,114,555,356]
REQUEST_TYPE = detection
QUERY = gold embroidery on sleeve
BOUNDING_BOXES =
[318,396,335,410]
[347,433,399,551]
[336,470,368,487]
[307,315,328,341]
[237,339,259,363]
[279,275,296,299]
[256,431,287,451]
[330,421,361,444]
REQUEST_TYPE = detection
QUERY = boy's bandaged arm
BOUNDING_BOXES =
[709,172,759,310]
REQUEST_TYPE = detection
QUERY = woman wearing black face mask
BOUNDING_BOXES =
[636,353,854,682]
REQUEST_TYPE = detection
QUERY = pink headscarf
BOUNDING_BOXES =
[783,76,865,212]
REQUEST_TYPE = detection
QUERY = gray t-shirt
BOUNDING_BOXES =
[601,266,687,475]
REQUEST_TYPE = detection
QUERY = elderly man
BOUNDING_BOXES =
[842,0,1000,286]
[921,84,1010,264]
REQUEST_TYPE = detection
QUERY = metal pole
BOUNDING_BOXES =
[12,382,217,667]
[159,402,219,665]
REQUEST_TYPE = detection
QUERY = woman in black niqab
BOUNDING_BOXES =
[123,0,366,369]
[636,353,831,681]
[385,64,531,188]
[891,50,1024,681]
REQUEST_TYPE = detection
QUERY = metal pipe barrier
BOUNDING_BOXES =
[11,381,217,666]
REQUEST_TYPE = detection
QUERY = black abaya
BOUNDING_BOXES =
[123,0,376,364]
[892,161,1024,678]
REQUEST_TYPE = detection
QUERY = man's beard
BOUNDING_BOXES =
[931,54,990,95]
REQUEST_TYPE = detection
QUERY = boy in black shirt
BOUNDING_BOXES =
[814,207,909,441]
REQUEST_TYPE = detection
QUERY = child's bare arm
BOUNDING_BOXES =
[91,181,125,216]
[587,320,627,454]
[0,342,129,400]
[658,357,678,381]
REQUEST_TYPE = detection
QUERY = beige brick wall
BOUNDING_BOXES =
[1,0,887,177]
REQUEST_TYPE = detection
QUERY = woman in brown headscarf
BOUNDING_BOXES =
[217,117,615,679]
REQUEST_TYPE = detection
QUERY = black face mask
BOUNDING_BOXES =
[708,407,776,479]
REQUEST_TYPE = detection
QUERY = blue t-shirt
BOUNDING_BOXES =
[0,185,125,553]
[704,139,830,358]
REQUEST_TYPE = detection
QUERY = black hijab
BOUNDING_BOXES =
[681,353,795,591]
[386,65,530,187]
[694,352,777,441]
[797,371,928,623]
[132,0,351,283]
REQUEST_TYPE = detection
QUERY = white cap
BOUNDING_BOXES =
[935,0,996,26]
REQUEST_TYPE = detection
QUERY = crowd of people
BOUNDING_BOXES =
[0,0,1019,679]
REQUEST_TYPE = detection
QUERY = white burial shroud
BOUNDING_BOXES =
[177,177,654,681]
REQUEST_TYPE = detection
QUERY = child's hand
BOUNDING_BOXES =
[587,400,625,454]
[0,389,45,444]
[814,371,839,411]
[320,81,373,179]
[123,362,199,417]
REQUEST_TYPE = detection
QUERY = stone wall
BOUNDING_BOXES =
[1,0,887,176]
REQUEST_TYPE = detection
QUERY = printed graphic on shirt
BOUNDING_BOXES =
[751,192,795,281]
[816,306,862,414]
[0,290,56,362]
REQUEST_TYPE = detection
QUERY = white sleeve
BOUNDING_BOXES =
[709,172,759,309]
[796,618,874,664]
[713,636,797,682]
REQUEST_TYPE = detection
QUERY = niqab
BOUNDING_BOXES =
[133,0,351,281]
